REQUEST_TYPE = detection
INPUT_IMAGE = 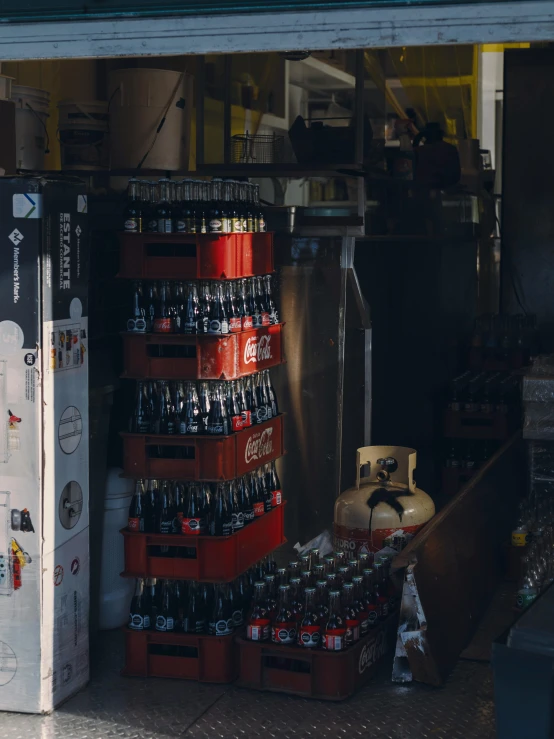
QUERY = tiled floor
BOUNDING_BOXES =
[0,631,496,739]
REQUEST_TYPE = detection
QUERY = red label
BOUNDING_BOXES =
[242,410,252,428]
[128,517,141,532]
[247,619,270,641]
[232,415,245,432]
[271,622,296,644]
[181,518,204,535]
[229,317,242,333]
[298,624,321,648]
[261,312,271,327]
[153,318,172,333]
[271,490,282,507]
[345,618,360,642]
[242,315,254,330]
[253,501,265,517]
[323,629,346,651]
[333,523,424,555]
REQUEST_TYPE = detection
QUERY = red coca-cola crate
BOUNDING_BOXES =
[121,414,284,480]
[121,324,285,380]
[118,232,274,280]
[121,503,286,581]
[235,615,397,701]
[122,628,238,683]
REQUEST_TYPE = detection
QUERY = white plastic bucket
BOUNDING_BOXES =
[108,68,192,171]
[11,85,50,170]
[58,100,109,170]
[98,468,134,630]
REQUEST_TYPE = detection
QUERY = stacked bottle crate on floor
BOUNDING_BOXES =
[118,183,286,683]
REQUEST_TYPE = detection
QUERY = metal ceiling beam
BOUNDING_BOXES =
[0,2,552,60]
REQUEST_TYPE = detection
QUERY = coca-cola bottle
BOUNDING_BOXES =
[235,573,249,626]
[323,590,346,651]
[172,281,185,333]
[174,481,186,526]
[276,568,288,588]
[227,383,242,433]
[210,482,232,536]
[179,382,200,434]
[250,277,262,328]
[289,577,304,624]
[229,480,244,534]
[206,383,230,435]
[352,575,369,636]
[246,581,271,641]
[256,276,271,326]
[238,278,254,330]
[208,583,234,635]
[373,561,389,619]
[264,274,279,325]
[342,582,361,645]
[257,468,272,513]
[209,283,229,335]
[315,579,329,621]
[271,585,296,644]
[197,283,210,334]
[297,587,321,648]
[236,379,252,428]
[158,480,176,555]
[128,479,145,532]
[208,179,224,234]
[155,581,176,632]
[155,381,175,435]
[253,373,268,424]
[250,471,265,518]
[144,479,158,533]
[198,381,211,433]
[264,574,278,621]
[267,461,282,507]
[153,281,173,333]
[129,578,151,630]
[145,283,156,332]
[131,382,152,433]
[124,178,142,233]
[181,483,206,535]
[227,281,242,333]
[128,281,146,333]
[237,474,254,525]
[245,375,259,425]
[182,581,203,633]
[264,370,279,417]
[144,577,158,623]
[156,179,173,233]
[183,282,200,334]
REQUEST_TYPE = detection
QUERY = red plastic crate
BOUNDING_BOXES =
[118,232,274,280]
[444,409,517,440]
[121,324,285,380]
[121,503,286,581]
[122,628,238,683]
[235,614,397,701]
[121,414,284,480]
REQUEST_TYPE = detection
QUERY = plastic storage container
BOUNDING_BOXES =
[121,502,285,581]
[121,324,285,380]
[121,414,285,480]
[118,232,274,280]
[11,85,50,170]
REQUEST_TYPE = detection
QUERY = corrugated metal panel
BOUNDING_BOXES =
[0,0,514,23]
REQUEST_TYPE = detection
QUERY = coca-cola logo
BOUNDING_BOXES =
[244,335,272,365]
[245,427,274,464]
[358,631,387,674]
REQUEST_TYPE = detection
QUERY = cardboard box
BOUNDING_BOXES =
[0,176,89,713]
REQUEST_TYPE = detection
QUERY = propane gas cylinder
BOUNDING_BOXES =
[333,446,435,555]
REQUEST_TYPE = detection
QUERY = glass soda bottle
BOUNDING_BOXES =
[129,578,151,630]
[210,482,232,536]
[246,581,271,641]
[208,583,234,636]
[272,584,296,645]
[362,568,380,628]
[181,483,206,535]
[124,178,142,233]
[155,580,176,632]
[342,582,361,645]
[183,581,206,633]
[297,587,321,648]
[155,178,173,233]
[323,590,346,651]
[128,479,145,532]
[352,575,369,636]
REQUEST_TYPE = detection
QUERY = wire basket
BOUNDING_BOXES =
[231,132,284,164]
